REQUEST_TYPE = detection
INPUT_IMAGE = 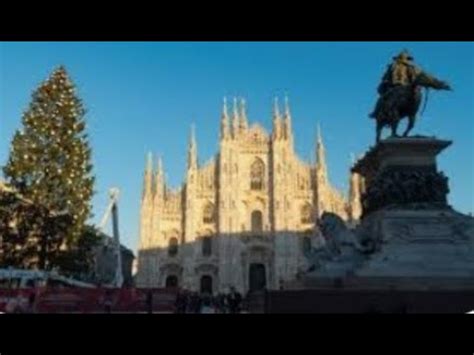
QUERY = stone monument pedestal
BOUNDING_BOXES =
[350,137,474,286]
[297,137,474,292]
[353,136,452,216]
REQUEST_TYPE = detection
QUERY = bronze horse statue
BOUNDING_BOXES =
[374,71,452,143]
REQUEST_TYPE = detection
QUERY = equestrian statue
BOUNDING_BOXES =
[370,50,452,143]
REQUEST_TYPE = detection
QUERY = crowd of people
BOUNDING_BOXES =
[174,287,245,314]
[3,292,36,313]
[2,287,251,314]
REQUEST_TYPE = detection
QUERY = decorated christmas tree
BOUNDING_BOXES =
[2,66,95,270]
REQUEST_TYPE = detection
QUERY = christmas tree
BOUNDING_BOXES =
[3,66,95,270]
[0,188,72,270]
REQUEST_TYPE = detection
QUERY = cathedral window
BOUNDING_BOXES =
[250,158,265,190]
[168,237,178,257]
[203,202,215,224]
[301,203,312,224]
[251,210,263,233]
[202,236,212,257]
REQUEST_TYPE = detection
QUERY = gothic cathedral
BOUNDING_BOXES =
[136,97,362,294]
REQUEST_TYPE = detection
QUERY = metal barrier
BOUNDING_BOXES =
[0,287,178,313]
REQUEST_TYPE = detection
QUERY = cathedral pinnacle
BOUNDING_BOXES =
[147,151,153,173]
[232,96,240,137]
[223,96,228,117]
[283,94,292,139]
[284,94,291,118]
[273,96,281,119]
[317,122,322,145]
[221,97,230,139]
[239,97,248,130]
[272,97,282,139]
[154,155,165,200]
[316,123,327,179]
[188,124,198,170]
[157,155,163,178]
[143,151,153,199]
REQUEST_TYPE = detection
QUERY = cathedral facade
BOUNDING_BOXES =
[136,98,361,294]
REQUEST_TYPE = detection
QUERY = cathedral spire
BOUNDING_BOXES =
[283,94,292,140]
[188,124,198,170]
[273,96,281,119]
[316,123,327,181]
[143,151,153,199]
[314,124,329,218]
[220,97,230,140]
[163,172,168,198]
[154,155,165,205]
[284,95,291,117]
[157,156,164,188]
[239,97,248,131]
[272,97,282,139]
[317,122,322,146]
[157,155,163,177]
[232,96,240,138]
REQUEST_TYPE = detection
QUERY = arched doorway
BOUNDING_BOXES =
[249,263,266,292]
[165,275,178,288]
[200,275,213,295]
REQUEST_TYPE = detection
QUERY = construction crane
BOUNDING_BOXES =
[98,187,123,288]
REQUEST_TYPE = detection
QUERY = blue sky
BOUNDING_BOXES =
[1,42,473,253]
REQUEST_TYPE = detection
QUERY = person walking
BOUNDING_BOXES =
[104,290,113,314]
[227,287,242,314]
[26,292,36,313]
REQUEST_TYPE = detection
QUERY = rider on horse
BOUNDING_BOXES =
[369,50,451,143]
[370,50,421,119]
